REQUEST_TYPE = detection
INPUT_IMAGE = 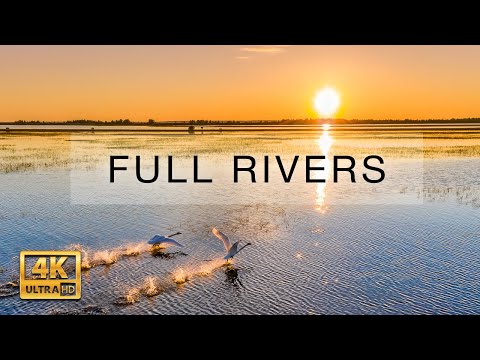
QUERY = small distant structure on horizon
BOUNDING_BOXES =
[188,125,195,134]
[5,127,10,133]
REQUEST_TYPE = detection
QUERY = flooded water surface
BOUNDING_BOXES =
[0,128,479,314]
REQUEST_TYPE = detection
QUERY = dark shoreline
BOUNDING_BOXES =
[2,127,480,134]
[2,122,480,127]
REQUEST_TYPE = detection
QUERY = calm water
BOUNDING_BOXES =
[0,128,479,314]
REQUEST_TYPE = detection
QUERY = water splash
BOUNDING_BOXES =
[141,276,161,297]
[93,250,120,266]
[196,258,226,276]
[173,268,189,284]
[124,288,141,304]
[118,277,172,305]
[114,258,228,306]
[173,258,227,284]
[69,244,93,270]
[68,242,154,270]
[123,243,150,256]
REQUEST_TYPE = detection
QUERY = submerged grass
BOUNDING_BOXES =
[419,186,480,208]
[0,131,479,173]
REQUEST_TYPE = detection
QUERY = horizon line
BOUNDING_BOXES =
[3,117,480,123]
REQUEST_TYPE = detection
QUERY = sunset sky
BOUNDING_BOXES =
[1,45,480,121]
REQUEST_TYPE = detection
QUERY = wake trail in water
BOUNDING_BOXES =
[116,258,228,305]
[0,242,164,291]
[67,243,162,270]
[1,242,228,306]
[0,241,191,303]
[173,258,226,283]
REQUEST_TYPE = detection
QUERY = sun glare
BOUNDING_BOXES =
[314,88,340,118]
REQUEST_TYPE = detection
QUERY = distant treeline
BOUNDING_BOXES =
[186,120,281,125]
[280,118,480,125]
[13,119,135,125]
[5,118,480,126]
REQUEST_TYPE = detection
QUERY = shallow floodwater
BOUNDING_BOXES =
[0,128,479,314]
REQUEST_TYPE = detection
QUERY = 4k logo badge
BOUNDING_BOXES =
[20,251,81,300]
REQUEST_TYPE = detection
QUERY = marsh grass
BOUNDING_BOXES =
[0,131,479,173]
[419,186,480,208]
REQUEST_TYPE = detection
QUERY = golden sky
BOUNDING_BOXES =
[1,45,480,121]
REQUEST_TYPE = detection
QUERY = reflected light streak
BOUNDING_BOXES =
[315,126,333,213]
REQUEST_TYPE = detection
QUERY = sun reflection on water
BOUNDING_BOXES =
[315,125,333,213]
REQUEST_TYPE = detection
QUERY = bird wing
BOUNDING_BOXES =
[224,241,240,259]
[160,238,184,247]
[148,235,166,244]
[212,227,231,251]
[148,235,184,247]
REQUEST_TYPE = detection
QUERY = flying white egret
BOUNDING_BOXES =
[148,232,184,247]
[212,228,251,260]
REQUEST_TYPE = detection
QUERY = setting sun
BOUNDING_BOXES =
[314,88,340,118]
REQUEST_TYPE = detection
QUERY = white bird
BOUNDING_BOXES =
[148,232,184,247]
[212,228,251,260]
